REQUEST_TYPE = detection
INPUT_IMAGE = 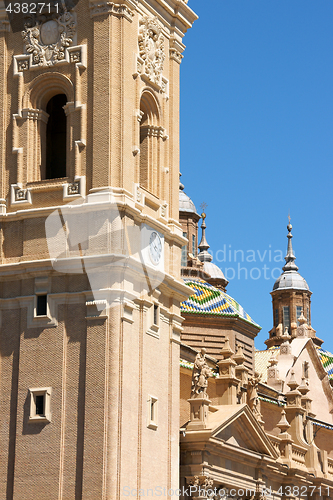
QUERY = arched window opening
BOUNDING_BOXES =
[45,94,67,179]
[139,108,149,189]
[139,92,160,195]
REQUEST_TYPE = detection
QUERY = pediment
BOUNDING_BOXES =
[211,404,278,458]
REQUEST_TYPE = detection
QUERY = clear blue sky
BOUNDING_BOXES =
[180,0,333,351]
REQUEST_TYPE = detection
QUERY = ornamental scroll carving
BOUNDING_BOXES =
[22,11,76,66]
[138,16,165,86]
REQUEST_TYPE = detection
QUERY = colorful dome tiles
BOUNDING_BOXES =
[181,278,260,328]
[317,348,333,380]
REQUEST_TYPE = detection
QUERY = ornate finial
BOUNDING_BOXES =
[282,217,298,272]
[288,212,291,225]
[287,370,299,391]
[198,209,212,263]
[200,202,208,213]
[277,409,290,434]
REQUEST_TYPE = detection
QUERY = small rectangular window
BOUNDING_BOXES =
[274,309,279,327]
[35,395,44,415]
[283,306,290,334]
[36,294,47,316]
[147,396,158,430]
[181,232,188,267]
[29,387,52,423]
[296,306,302,326]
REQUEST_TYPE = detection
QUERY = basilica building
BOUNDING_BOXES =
[179,183,333,499]
[0,0,332,499]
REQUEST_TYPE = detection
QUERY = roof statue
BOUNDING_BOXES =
[190,348,213,399]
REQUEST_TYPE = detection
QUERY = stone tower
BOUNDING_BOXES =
[266,220,322,348]
[0,1,197,498]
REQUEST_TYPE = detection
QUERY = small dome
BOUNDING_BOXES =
[273,271,309,291]
[203,261,227,280]
[179,174,198,214]
[179,188,197,214]
[273,221,310,292]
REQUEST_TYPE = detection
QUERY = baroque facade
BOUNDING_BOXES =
[0,0,332,499]
[178,188,333,500]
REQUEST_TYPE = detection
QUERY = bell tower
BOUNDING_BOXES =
[0,1,197,498]
[266,220,322,348]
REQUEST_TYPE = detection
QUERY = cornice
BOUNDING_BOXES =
[142,0,198,32]
[89,0,138,20]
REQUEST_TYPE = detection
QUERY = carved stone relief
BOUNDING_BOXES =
[22,11,76,66]
[138,16,165,86]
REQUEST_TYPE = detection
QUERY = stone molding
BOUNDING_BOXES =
[13,44,87,75]
[62,175,86,200]
[21,108,49,123]
[89,0,136,20]
[169,48,183,64]
[10,183,32,206]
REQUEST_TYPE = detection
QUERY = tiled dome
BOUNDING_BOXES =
[181,278,260,327]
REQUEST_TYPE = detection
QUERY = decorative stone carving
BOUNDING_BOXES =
[296,312,308,338]
[11,183,32,205]
[15,188,28,201]
[189,473,214,490]
[280,341,292,355]
[160,205,167,218]
[67,181,80,196]
[170,48,183,64]
[21,108,49,123]
[247,371,262,416]
[63,176,86,199]
[17,58,30,71]
[191,348,213,399]
[89,1,135,21]
[136,185,142,203]
[22,11,76,66]
[138,16,165,86]
[69,49,81,64]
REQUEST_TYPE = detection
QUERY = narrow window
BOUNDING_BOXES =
[181,232,187,267]
[274,308,279,327]
[36,294,47,316]
[29,387,52,422]
[45,94,67,179]
[139,112,149,189]
[153,304,159,326]
[147,396,158,430]
[35,395,44,415]
[283,306,290,334]
[296,306,302,326]
[192,234,196,257]
[307,307,310,326]
[151,398,156,421]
